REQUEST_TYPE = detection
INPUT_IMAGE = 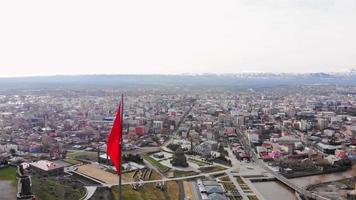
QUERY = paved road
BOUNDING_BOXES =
[226,146,249,200]
[105,169,227,187]
[81,186,97,200]
[163,102,196,148]
[123,101,195,159]
[178,180,185,200]
[191,181,202,200]
[0,181,16,200]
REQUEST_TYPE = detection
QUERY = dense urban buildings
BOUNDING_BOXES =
[0,81,355,200]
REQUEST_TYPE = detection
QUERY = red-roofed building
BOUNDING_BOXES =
[135,126,146,136]
[335,150,346,159]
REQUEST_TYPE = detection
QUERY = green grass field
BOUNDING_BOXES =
[112,181,179,200]
[63,158,81,165]
[0,166,17,186]
[32,177,85,200]
[67,151,97,161]
[143,155,170,173]
[336,178,355,188]
[173,170,199,178]
[188,158,209,166]
[199,165,226,173]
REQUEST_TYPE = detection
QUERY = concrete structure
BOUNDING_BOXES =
[29,160,65,176]
[197,179,227,200]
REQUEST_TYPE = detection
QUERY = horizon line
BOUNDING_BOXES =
[0,69,355,79]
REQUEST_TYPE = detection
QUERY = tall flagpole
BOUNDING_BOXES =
[119,94,123,200]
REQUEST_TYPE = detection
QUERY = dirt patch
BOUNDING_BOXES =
[183,181,195,200]
[77,164,118,184]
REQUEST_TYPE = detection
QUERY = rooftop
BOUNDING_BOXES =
[30,160,64,171]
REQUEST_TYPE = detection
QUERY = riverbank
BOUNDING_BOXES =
[281,166,350,179]
[251,168,355,200]
[306,177,355,200]
[290,168,355,188]
[253,181,297,200]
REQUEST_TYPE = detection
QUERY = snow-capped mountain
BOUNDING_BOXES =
[0,70,355,89]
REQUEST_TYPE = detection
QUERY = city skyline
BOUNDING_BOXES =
[0,1,355,200]
[1,85,355,200]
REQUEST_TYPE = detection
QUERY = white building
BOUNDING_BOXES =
[317,118,328,130]
[247,132,260,144]
[0,143,18,152]
[153,121,163,130]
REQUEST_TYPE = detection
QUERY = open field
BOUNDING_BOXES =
[112,181,179,200]
[121,169,161,182]
[149,170,161,180]
[0,166,17,186]
[77,164,117,184]
[174,170,199,178]
[183,181,195,200]
[63,158,82,165]
[121,172,136,182]
[336,178,356,188]
[67,151,97,161]
[32,177,85,200]
[199,165,226,173]
[0,166,17,200]
[188,158,209,166]
[143,155,170,173]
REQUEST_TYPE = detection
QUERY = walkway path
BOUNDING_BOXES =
[227,172,248,200]
[81,186,97,200]
[0,181,16,200]
[105,170,225,187]
[178,180,185,200]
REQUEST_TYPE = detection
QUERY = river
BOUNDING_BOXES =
[253,181,297,200]
[290,168,355,188]
[252,168,355,200]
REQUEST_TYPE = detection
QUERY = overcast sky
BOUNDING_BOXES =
[0,0,355,77]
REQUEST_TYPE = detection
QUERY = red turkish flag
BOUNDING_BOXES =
[107,101,123,175]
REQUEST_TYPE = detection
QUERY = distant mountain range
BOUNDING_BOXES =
[0,70,356,89]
